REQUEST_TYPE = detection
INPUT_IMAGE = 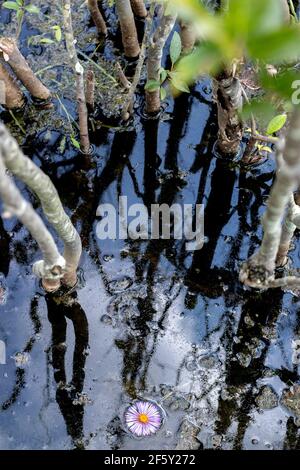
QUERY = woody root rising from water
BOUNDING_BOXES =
[0,122,82,293]
[240,107,300,291]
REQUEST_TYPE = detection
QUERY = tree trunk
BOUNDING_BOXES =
[0,38,51,104]
[115,0,140,58]
[130,0,147,18]
[0,123,82,289]
[276,194,300,267]
[146,7,177,114]
[179,20,196,54]
[214,68,243,156]
[87,0,107,35]
[0,61,25,109]
[240,108,300,289]
[0,152,64,293]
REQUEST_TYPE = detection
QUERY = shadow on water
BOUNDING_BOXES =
[1,1,300,451]
[46,293,89,449]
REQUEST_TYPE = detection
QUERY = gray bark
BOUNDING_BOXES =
[0,123,82,288]
[240,108,300,289]
[63,0,90,154]
[214,68,243,155]
[0,151,65,292]
[146,4,177,114]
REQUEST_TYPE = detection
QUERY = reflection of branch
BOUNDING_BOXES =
[1,296,41,411]
[46,292,89,449]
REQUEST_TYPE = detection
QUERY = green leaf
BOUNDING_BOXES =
[241,98,276,127]
[247,27,300,63]
[145,80,161,91]
[260,146,273,154]
[175,42,222,85]
[39,37,55,44]
[70,136,81,149]
[170,31,182,66]
[266,114,287,135]
[15,0,23,5]
[3,2,20,11]
[16,8,23,21]
[159,68,168,84]
[259,68,300,101]
[171,77,190,93]
[25,4,40,14]
[160,87,167,100]
[52,25,62,42]
[225,0,283,39]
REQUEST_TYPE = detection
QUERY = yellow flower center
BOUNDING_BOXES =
[138,413,149,424]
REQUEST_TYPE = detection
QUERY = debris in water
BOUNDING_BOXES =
[72,393,93,406]
[176,420,201,450]
[255,385,278,410]
[13,352,30,368]
[108,276,133,293]
[281,385,300,418]
[124,400,164,437]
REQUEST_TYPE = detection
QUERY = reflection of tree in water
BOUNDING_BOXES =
[46,292,89,449]
[91,83,300,449]
[1,295,41,411]
[2,73,300,449]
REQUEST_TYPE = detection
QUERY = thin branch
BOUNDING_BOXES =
[0,123,82,288]
[62,0,90,154]
[0,151,65,292]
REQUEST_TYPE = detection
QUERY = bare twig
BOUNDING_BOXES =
[121,8,153,119]
[0,123,82,288]
[116,62,131,90]
[63,0,90,154]
[0,150,65,292]
[146,2,177,114]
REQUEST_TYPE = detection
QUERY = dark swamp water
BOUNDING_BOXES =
[1,1,300,451]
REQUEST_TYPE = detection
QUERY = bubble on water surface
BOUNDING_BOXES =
[251,437,259,445]
[100,314,113,325]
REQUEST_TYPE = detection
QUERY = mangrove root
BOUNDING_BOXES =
[0,37,51,105]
